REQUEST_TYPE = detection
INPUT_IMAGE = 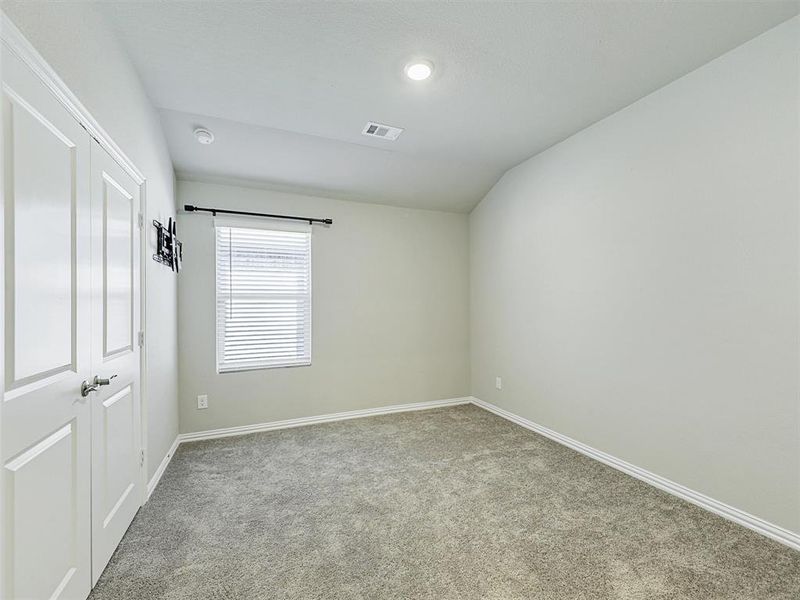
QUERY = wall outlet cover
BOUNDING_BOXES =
[197,394,208,409]
[495,377,502,390]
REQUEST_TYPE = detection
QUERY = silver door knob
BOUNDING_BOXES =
[81,380,99,397]
[93,374,117,386]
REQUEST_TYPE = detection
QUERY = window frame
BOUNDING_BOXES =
[214,217,312,374]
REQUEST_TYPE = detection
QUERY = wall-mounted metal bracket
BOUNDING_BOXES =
[153,217,182,272]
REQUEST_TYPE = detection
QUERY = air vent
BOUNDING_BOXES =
[362,121,403,141]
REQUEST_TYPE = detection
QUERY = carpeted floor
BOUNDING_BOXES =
[89,405,800,599]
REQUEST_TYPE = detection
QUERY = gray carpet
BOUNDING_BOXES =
[89,405,800,599]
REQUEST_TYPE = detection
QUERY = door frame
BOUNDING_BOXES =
[0,19,6,598]
[137,181,149,503]
[0,6,150,537]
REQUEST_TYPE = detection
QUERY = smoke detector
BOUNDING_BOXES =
[193,127,215,145]
[361,121,403,141]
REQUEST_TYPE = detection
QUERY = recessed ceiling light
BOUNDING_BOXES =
[193,127,215,145]
[404,60,433,81]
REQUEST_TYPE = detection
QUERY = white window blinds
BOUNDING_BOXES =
[216,222,312,372]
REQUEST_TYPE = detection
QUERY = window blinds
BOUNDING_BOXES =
[216,223,312,372]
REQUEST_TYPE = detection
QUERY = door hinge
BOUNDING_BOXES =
[138,213,144,228]
[138,331,144,347]
[140,450,145,467]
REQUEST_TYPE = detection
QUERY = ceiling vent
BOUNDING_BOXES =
[362,121,403,141]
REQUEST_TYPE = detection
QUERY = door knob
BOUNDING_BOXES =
[81,380,99,397]
[94,374,117,386]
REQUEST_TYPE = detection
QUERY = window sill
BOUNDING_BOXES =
[217,361,312,374]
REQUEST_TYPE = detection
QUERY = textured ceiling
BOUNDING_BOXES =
[98,1,799,212]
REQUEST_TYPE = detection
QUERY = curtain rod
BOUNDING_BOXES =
[183,204,333,225]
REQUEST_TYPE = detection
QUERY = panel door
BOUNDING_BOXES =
[1,47,92,600]
[88,141,142,583]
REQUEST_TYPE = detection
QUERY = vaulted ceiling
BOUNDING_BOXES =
[98,1,799,212]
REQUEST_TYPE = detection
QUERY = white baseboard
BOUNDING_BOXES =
[145,436,180,501]
[178,397,473,443]
[148,399,470,498]
[145,395,799,552]
[470,396,800,552]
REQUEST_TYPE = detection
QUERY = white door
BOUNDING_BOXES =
[88,142,142,583]
[1,47,93,600]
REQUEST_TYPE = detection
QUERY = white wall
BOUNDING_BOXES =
[3,2,180,480]
[177,180,470,433]
[470,17,800,533]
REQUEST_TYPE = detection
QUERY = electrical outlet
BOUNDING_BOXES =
[197,394,208,410]
[495,377,502,390]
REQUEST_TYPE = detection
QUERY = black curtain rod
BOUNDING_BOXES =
[183,204,333,225]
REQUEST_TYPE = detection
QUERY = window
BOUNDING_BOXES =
[215,220,312,372]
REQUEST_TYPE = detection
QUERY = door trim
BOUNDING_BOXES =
[138,182,149,505]
[0,51,6,595]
